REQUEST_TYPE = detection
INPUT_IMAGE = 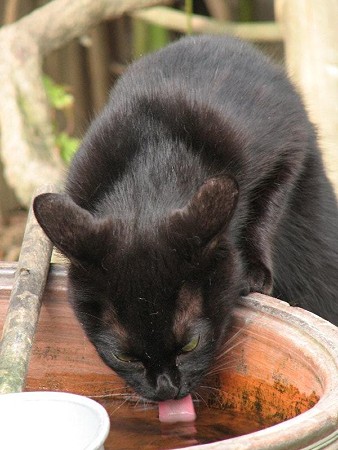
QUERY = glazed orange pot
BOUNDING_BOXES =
[192,293,338,450]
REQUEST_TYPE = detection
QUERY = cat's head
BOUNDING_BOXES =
[33,176,241,401]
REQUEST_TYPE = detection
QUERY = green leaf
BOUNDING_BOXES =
[56,132,80,164]
[43,75,74,110]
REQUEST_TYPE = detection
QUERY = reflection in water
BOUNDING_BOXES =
[100,398,272,450]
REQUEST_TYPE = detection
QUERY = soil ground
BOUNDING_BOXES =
[0,211,27,261]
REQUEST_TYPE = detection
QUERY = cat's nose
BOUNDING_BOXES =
[155,373,179,401]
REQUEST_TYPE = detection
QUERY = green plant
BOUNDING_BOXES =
[43,75,80,164]
[132,19,170,58]
[185,0,193,35]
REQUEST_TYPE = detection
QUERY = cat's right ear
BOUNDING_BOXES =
[33,193,111,266]
[167,176,239,257]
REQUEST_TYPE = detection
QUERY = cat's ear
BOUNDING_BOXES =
[168,176,238,252]
[33,193,111,266]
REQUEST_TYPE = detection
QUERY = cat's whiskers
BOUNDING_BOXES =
[220,326,246,348]
[198,384,228,397]
[133,396,142,409]
[78,381,125,388]
[236,326,304,362]
[209,355,239,371]
[207,359,240,376]
[133,398,157,411]
[224,328,302,364]
[207,341,245,375]
[216,334,248,360]
[192,390,208,408]
[199,385,223,393]
[207,366,239,376]
[108,396,130,417]
[205,327,249,378]
[90,392,130,399]
[87,383,134,400]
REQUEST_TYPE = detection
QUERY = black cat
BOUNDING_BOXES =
[34,35,338,402]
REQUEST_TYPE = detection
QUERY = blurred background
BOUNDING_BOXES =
[0,0,336,261]
[1,0,277,137]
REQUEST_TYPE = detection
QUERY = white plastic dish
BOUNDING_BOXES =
[0,391,110,450]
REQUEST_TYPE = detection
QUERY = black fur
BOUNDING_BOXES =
[33,35,338,401]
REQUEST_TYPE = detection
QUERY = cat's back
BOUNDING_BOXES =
[105,34,308,162]
[112,35,291,105]
[67,35,308,210]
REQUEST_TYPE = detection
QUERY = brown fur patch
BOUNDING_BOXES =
[102,307,128,341]
[173,285,203,339]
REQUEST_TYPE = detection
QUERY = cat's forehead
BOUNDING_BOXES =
[109,239,185,291]
[103,240,203,341]
[103,282,203,346]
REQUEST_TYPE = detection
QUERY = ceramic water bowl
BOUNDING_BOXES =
[0,391,110,450]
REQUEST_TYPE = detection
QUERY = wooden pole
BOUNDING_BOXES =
[0,186,55,393]
[276,0,338,195]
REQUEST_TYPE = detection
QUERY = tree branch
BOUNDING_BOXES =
[0,0,170,206]
[14,0,171,56]
[131,7,282,42]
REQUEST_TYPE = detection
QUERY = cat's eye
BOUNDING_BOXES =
[181,336,199,353]
[114,353,140,363]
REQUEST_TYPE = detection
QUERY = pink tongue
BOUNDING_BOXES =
[158,395,196,423]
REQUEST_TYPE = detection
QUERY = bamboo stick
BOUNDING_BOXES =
[130,6,282,42]
[0,186,55,393]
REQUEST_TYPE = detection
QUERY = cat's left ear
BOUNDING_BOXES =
[33,193,111,266]
[168,176,239,252]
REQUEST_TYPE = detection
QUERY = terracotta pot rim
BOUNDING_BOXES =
[187,294,338,450]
